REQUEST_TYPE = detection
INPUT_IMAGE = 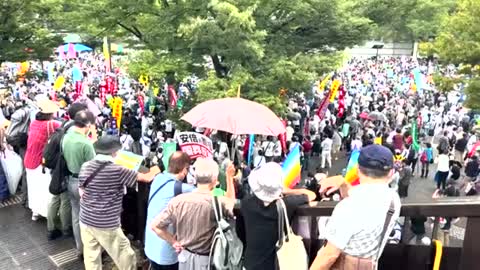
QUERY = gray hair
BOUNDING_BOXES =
[194,158,219,184]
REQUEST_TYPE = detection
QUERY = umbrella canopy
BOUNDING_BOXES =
[181,97,285,136]
[359,112,369,119]
[57,43,92,53]
[368,111,388,122]
[63,34,82,43]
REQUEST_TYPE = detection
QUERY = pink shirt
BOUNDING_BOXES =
[24,120,61,169]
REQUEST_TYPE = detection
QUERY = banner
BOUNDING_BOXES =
[175,132,213,159]
[337,85,345,118]
[168,85,178,107]
[316,87,333,120]
[162,142,177,169]
[318,74,332,93]
[114,151,144,171]
[329,79,341,102]
[53,76,65,91]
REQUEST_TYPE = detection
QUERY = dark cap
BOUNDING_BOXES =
[94,135,122,155]
[358,145,394,171]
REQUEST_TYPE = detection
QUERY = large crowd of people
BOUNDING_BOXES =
[0,51,478,270]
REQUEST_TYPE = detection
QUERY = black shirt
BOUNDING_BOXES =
[240,194,308,270]
[455,138,468,152]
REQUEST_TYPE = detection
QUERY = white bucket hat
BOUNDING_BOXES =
[248,162,284,203]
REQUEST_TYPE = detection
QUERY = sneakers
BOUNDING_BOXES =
[31,213,40,221]
[47,230,62,241]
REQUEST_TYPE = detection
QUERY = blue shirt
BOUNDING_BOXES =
[144,173,195,265]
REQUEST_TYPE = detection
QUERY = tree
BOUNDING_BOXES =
[64,0,370,115]
[359,0,455,41]
[0,0,62,64]
[433,0,480,110]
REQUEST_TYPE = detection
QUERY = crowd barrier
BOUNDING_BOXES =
[292,198,480,270]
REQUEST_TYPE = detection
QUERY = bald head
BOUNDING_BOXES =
[168,151,191,174]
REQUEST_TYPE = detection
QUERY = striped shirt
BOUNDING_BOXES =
[79,157,138,228]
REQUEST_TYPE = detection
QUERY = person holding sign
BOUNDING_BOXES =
[78,135,160,270]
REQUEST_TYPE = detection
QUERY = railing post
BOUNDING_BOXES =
[459,217,480,270]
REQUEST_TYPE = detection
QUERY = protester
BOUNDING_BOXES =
[63,110,97,257]
[24,99,60,220]
[310,145,401,270]
[240,162,315,270]
[436,150,451,191]
[150,158,235,270]
[144,151,194,270]
[78,135,159,269]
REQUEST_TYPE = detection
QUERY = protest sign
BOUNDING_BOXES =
[114,151,144,171]
[175,132,213,159]
[162,142,177,169]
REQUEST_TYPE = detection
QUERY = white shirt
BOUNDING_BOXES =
[261,141,276,157]
[437,154,450,172]
[286,126,295,142]
[321,138,333,153]
[324,184,401,258]
[253,155,266,168]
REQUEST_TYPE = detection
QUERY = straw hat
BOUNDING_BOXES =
[37,99,59,114]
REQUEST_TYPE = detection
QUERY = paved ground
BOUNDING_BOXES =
[0,152,466,269]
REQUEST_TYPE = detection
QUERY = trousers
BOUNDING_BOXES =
[68,176,82,252]
[47,192,72,232]
[81,224,136,270]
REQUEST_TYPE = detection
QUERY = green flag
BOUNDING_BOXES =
[412,121,420,151]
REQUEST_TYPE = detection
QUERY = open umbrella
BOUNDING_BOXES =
[63,34,82,43]
[359,112,369,119]
[57,43,92,53]
[181,97,285,136]
[368,111,388,122]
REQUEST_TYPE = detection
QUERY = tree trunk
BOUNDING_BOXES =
[210,54,227,78]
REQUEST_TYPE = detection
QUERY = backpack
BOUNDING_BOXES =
[209,196,243,270]
[420,151,428,163]
[48,138,71,195]
[42,121,75,170]
[5,107,30,148]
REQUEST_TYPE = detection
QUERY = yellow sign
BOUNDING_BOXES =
[53,76,65,91]
[318,74,331,93]
[114,151,144,171]
[139,75,149,86]
[329,80,341,102]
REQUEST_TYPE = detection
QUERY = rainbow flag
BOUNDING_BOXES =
[282,144,301,188]
[345,149,360,186]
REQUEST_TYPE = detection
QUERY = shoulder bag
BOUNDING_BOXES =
[276,198,309,270]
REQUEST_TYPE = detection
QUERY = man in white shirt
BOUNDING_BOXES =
[310,145,401,269]
[321,136,333,169]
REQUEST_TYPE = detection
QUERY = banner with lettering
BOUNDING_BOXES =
[175,132,214,159]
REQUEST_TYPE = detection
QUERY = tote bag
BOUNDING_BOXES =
[276,199,308,270]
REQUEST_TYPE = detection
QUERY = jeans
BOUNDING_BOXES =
[68,176,82,253]
[47,192,72,232]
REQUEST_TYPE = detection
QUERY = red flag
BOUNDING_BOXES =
[278,119,287,154]
[138,95,145,116]
[168,85,178,107]
[316,88,333,120]
[337,85,345,118]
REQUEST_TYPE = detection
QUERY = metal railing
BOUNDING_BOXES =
[294,197,480,270]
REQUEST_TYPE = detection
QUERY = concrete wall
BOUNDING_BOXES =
[345,41,414,58]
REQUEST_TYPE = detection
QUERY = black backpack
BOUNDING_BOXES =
[42,121,75,170]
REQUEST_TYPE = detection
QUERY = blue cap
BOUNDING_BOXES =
[358,145,394,171]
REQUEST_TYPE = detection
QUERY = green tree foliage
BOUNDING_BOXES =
[0,0,62,64]
[432,0,480,110]
[358,0,455,41]
[60,0,370,115]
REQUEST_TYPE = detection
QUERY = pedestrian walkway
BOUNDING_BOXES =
[0,205,83,270]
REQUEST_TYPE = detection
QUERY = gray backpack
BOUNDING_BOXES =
[209,196,243,270]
